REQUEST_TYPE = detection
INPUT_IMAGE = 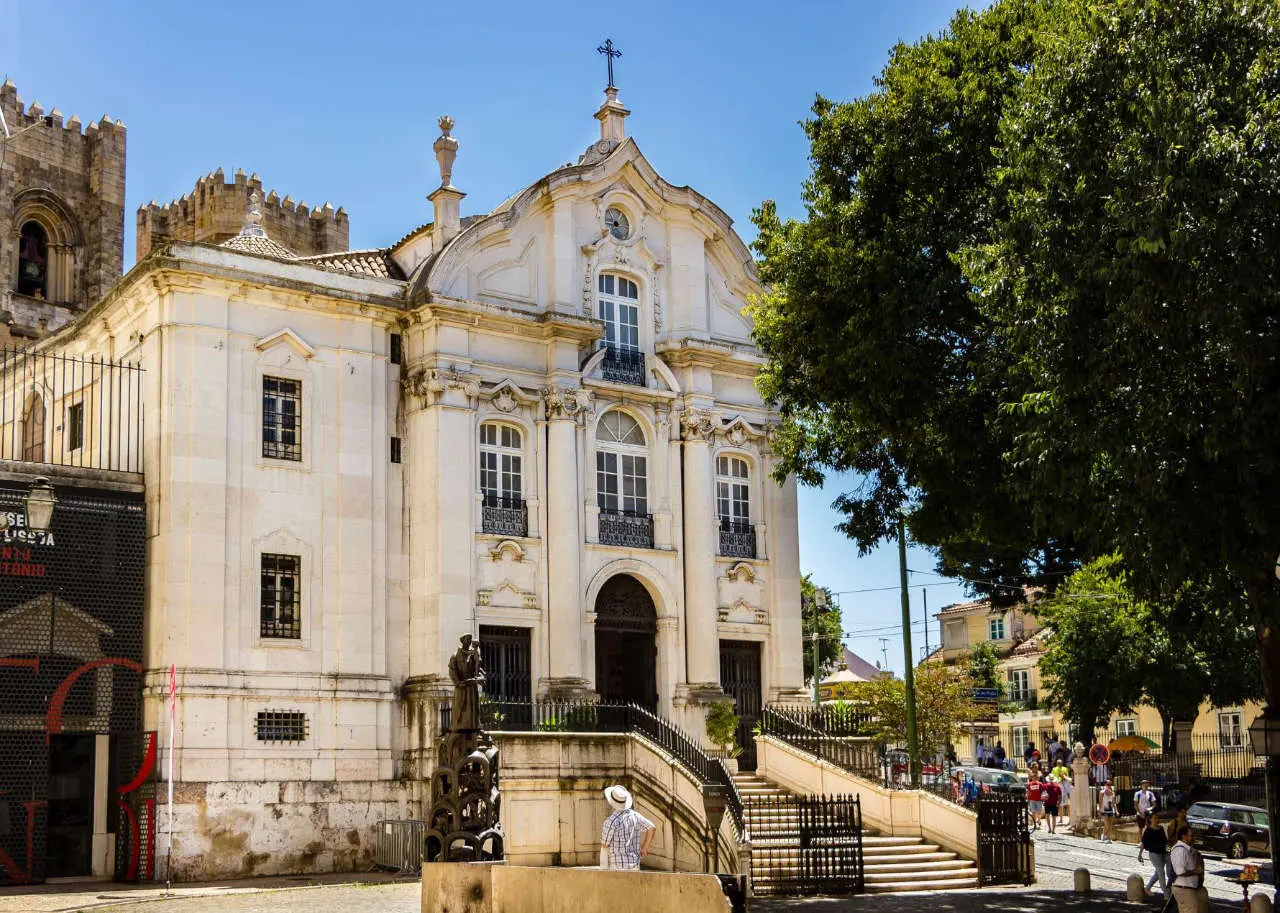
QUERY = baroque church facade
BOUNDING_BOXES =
[5,76,806,877]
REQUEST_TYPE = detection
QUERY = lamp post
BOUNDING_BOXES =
[24,477,57,535]
[1247,709,1280,886]
[701,783,728,874]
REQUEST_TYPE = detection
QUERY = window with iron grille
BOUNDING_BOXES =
[715,455,751,525]
[390,333,403,365]
[262,376,302,461]
[598,273,640,352]
[596,412,647,514]
[390,436,402,464]
[67,401,84,451]
[256,710,308,742]
[260,553,301,639]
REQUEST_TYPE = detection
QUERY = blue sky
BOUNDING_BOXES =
[2,0,973,675]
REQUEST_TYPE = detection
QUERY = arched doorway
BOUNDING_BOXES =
[594,574,657,711]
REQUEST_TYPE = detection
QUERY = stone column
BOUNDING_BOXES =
[542,386,591,698]
[681,408,723,696]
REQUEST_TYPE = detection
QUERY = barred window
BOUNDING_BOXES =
[390,332,403,365]
[262,376,302,461]
[715,456,750,526]
[260,553,301,639]
[256,710,308,742]
[390,436,402,464]
[480,423,522,503]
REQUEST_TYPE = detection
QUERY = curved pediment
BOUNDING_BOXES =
[406,139,759,325]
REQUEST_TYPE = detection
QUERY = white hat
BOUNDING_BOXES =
[604,784,633,812]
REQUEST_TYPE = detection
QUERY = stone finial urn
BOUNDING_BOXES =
[433,115,459,188]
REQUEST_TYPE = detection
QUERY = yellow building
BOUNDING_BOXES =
[933,596,1262,765]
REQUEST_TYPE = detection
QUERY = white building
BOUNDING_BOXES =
[38,86,807,877]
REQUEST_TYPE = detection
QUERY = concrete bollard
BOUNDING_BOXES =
[1074,867,1090,893]
[1250,893,1274,913]
[1126,874,1145,901]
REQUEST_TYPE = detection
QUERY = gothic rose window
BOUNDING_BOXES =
[17,221,48,298]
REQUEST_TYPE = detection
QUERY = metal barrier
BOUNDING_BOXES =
[976,793,1032,886]
[747,794,864,896]
[374,819,426,873]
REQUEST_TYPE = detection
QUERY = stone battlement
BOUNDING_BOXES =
[137,168,349,261]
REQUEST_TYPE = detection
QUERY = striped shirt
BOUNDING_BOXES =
[601,808,655,870]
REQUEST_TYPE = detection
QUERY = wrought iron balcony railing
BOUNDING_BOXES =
[601,345,646,387]
[482,495,528,537]
[599,508,654,549]
[1007,688,1038,709]
[718,519,756,559]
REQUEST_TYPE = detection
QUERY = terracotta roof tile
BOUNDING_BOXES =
[294,249,406,281]
[220,232,296,260]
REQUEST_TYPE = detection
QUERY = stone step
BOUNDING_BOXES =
[867,875,980,894]
[865,865,976,883]
[863,858,968,874]
[861,836,934,847]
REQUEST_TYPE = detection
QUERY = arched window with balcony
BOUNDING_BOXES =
[597,273,645,386]
[596,411,652,548]
[479,422,527,537]
[17,221,49,299]
[716,455,756,558]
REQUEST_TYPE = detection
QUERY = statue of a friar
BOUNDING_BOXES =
[448,633,485,732]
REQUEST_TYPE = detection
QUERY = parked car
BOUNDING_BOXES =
[954,766,1027,798]
[1187,801,1270,860]
[885,749,942,784]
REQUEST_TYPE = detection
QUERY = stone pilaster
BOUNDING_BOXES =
[541,385,593,699]
[680,407,723,698]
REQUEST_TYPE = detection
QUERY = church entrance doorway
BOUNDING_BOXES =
[720,640,762,771]
[594,575,657,712]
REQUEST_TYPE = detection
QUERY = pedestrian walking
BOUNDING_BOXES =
[600,785,655,871]
[1098,779,1117,842]
[1027,771,1045,831]
[1164,805,1188,887]
[994,740,1006,766]
[1050,758,1071,785]
[1059,770,1073,823]
[1139,811,1169,898]
[1169,824,1208,913]
[1134,778,1158,827]
[1043,775,1062,834]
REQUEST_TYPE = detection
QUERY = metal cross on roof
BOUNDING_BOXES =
[597,39,622,89]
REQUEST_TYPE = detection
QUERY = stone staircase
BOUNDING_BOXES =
[734,771,979,894]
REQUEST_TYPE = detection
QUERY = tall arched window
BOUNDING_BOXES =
[598,274,639,352]
[17,221,49,298]
[596,411,647,515]
[716,455,756,558]
[21,393,45,462]
[480,423,526,536]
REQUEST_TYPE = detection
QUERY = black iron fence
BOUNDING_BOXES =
[0,346,143,473]
[759,706,885,782]
[717,520,756,559]
[748,794,864,896]
[601,346,646,386]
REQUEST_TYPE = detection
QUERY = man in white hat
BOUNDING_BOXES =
[600,784,655,870]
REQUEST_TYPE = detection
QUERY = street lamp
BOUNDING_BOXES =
[24,477,57,534]
[701,783,728,874]
[1247,708,1280,885]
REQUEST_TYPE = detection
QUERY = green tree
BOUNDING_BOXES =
[750,0,1077,602]
[801,573,842,683]
[1037,557,1147,736]
[965,641,1004,694]
[851,662,978,760]
[964,0,1280,704]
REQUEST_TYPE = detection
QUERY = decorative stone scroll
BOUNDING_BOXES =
[679,407,718,442]
[541,385,592,419]
[424,635,504,864]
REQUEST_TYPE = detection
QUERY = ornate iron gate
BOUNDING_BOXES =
[976,792,1032,885]
[479,626,532,730]
[747,794,864,896]
[719,640,762,770]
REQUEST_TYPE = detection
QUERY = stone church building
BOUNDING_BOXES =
[2,76,806,879]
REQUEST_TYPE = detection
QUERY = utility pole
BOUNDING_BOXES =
[879,638,890,671]
[923,588,930,656]
[810,589,828,703]
[898,516,920,787]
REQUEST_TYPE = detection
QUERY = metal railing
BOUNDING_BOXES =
[1006,688,1038,709]
[601,345,646,386]
[0,346,143,473]
[599,508,654,548]
[481,495,528,537]
[482,699,742,839]
[759,706,887,783]
[717,519,756,559]
[373,819,426,873]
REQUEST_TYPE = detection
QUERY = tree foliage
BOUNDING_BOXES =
[1038,557,1262,741]
[753,0,1280,702]
[849,662,979,758]
[965,641,1004,693]
[801,573,842,679]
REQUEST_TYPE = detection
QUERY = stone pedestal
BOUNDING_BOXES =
[1071,747,1094,834]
